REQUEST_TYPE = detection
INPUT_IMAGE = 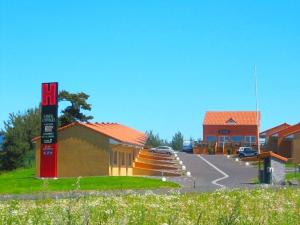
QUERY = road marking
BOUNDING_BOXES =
[197,155,229,188]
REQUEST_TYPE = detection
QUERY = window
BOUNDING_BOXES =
[113,151,118,166]
[206,136,217,142]
[244,148,253,153]
[121,152,125,166]
[232,136,243,143]
[225,118,237,125]
[219,136,230,144]
[110,151,114,166]
[245,136,256,144]
[127,153,132,166]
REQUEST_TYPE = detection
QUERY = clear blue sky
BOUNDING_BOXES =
[1,1,300,140]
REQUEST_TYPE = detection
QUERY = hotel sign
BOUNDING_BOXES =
[40,82,58,178]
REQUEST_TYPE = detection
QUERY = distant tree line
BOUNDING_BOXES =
[0,91,93,171]
[146,130,185,151]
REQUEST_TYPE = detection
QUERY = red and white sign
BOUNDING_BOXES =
[40,82,58,178]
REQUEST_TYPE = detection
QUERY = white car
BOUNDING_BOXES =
[150,146,174,155]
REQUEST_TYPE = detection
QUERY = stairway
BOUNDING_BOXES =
[133,150,183,177]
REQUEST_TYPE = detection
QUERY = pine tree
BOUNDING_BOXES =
[171,131,184,151]
[0,108,40,170]
[58,90,93,127]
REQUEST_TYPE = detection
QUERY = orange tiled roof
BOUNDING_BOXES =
[203,111,260,125]
[260,123,290,138]
[278,123,300,141]
[33,122,147,147]
[83,122,147,146]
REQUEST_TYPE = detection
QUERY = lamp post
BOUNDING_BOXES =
[254,65,261,154]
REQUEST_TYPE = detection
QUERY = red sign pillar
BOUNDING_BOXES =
[40,82,58,178]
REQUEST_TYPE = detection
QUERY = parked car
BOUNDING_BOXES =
[238,148,258,158]
[150,146,174,155]
[182,140,193,153]
[237,147,253,154]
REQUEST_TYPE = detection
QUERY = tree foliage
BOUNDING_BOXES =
[0,108,40,170]
[1,90,93,171]
[171,131,184,151]
[58,90,93,127]
[145,131,169,147]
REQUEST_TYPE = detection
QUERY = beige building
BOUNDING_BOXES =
[33,122,147,177]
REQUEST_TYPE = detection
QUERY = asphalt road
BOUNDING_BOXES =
[171,152,258,191]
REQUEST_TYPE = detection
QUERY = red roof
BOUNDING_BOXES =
[260,123,290,138]
[259,151,288,162]
[278,123,300,144]
[83,122,147,146]
[33,122,147,147]
[203,111,260,126]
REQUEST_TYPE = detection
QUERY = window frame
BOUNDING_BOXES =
[231,136,243,143]
[206,136,217,143]
[218,136,230,144]
[113,151,118,166]
[127,153,132,166]
[121,152,126,166]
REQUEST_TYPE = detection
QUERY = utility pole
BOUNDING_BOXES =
[254,64,261,154]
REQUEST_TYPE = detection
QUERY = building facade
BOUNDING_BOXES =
[261,123,300,162]
[34,122,147,177]
[203,111,260,154]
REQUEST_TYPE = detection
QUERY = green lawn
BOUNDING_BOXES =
[285,162,300,168]
[286,171,300,182]
[0,167,179,194]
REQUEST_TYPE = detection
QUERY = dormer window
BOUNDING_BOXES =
[226,118,237,125]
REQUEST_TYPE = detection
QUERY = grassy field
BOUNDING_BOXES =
[0,188,299,224]
[285,162,300,168]
[286,172,300,182]
[0,167,179,194]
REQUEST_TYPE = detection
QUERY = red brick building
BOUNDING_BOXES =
[203,111,260,154]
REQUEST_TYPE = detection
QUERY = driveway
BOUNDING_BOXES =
[169,152,258,191]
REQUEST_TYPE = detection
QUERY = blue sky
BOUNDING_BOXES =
[0,0,300,140]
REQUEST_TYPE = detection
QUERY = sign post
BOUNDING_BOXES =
[40,82,58,178]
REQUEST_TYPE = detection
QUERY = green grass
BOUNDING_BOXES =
[0,167,179,194]
[285,162,300,168]
[286,171,300,182]
[0,188,299,224]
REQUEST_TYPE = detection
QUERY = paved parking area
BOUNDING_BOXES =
[169,152,258,192]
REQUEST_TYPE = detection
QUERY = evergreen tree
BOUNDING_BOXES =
[58,90,93,127]
[145,131,169,147]
[171,131,184,151]
[0,90,93,170]
[0,108,40,170]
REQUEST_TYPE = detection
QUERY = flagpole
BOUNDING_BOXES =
[254,64,261,154]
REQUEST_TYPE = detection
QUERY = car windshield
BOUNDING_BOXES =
[183,143,192,147]
[245,149,254,153]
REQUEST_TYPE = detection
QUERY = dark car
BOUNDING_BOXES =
[238,148,258,158]
[182,141,193,153]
